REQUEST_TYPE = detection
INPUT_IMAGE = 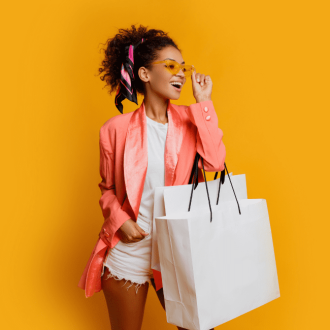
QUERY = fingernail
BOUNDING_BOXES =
[201,82,203,86]
[197,79,200,82]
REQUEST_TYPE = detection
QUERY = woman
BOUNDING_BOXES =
[78,24,226,330]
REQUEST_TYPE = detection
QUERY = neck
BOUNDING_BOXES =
[143,93,169,124]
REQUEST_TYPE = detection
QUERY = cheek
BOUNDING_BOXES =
[149,69,174,93]
[154,76,171,91]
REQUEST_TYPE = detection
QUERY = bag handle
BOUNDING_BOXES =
[188,153,213,221]
[214,170,225,205]
[188,153,241,222]
[214,164,241,214]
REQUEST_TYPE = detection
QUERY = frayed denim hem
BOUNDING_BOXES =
[102,265,150,294]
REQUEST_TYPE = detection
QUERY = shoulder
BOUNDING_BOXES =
[171,103,189,112]
[99,111,133,138]
[170,103,193,125]
[170,103,189,116]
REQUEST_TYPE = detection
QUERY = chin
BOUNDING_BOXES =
[171,95,180,100]
[158,87,181,101]
[169,90,181,100]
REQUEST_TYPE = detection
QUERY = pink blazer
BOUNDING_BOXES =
[78,99,226,298]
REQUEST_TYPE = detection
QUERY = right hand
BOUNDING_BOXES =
[118,219,149,244]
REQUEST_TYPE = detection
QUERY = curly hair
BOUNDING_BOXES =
[98,24,181,95]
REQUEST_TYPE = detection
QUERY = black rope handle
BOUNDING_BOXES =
[188,153,213,221]
[188,154,199,212]
[215,169,225,205]
[219,163,241,214]
[188,153,200,187]
[188,154,241,218]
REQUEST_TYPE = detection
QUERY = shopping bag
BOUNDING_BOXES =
[151,171,248,273]
[155,155,280,330]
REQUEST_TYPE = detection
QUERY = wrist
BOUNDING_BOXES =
[195,97,212,103]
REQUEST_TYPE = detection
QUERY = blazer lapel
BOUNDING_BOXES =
[123,101,148,222]
[164,101,183,186]
[124,99,183,221]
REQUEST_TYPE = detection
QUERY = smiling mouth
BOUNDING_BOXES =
[170,83,182,91]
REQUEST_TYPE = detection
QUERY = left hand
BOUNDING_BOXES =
[191,70,212,103]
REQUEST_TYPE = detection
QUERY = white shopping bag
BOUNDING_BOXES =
[154,157,280,330]
[151,172,248,272]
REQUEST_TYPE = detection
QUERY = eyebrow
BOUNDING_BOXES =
[164,58,185,64]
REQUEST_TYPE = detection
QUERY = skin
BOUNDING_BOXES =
[102,45,214,330]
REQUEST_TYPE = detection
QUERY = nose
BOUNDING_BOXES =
[176,68,185,78]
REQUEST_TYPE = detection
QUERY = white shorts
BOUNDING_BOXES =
[101,214,154,293]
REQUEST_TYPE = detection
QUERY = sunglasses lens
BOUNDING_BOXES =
[164,61,195,77]
[183,65,195,77]
[182,64,196,77]
[165,61,179,74]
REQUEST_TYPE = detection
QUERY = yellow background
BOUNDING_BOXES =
[1,0,329,329]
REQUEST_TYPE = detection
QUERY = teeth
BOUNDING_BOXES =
[170,82,182,87]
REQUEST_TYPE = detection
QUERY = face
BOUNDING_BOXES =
[138,46,187,101]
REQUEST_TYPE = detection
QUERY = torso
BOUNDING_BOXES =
[138,115,168,225]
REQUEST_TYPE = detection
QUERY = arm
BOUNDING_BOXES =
[185,100,226,172]
[98,126,131,248]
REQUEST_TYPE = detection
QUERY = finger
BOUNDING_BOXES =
[135,223,149,236]
[191,70,197,84]
[200,74,205,86]
[205,75,211,82]
[124,234,139,243]
[204,75,211,87]
[191,70,196,82]
[132,231,144,240]
[131,234,146,242]
[195,73,201,83]
[191,71,199,89]
[130,238,143,243]
[122,238,133,243]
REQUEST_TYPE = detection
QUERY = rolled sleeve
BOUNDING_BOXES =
[185,100,226,172]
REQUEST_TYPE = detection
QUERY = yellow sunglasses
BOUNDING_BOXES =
[151,59,196,77]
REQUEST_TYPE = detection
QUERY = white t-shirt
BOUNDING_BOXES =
[137,115,168,227]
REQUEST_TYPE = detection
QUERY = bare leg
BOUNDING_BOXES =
[150,278,214,330]
[101,267,149,330]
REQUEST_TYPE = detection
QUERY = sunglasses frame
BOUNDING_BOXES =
[151,59,196,77]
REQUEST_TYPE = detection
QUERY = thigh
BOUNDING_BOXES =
[102,267,149,330]
[149,278,214,330]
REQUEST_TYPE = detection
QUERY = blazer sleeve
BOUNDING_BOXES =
[185,100,226,172]
[98,126,131,248]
